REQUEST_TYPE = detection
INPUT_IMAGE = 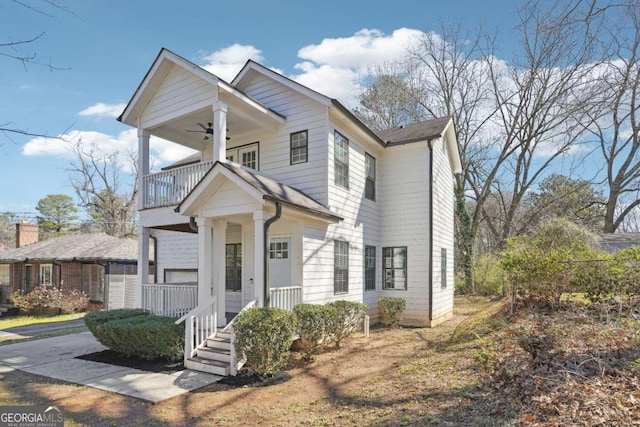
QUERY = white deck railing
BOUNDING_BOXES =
[142,161,214,208]
[269,286,302,311]
[142,283,197,318]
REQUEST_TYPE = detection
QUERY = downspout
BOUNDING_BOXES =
[149,234,157,284]
[263,202,283,306]
[428,140,434,325]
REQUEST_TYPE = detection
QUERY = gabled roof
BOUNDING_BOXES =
[178,162,342,222]
[375,116,453,145]
[0,233,145,263]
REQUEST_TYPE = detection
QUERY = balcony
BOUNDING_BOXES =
[142,161,214,209]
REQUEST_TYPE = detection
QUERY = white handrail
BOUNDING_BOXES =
[176,295,217,364]
[142,160,214,208]
[175,293,217,325]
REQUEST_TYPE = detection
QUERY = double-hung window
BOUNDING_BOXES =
[365,246,376,291]
[334,131,349,188]
[334,240,349,294]
[383,247,407,290]
[365,153,376,201]
[441,248,447,288]
[39,264,53,285]
[290,130,308,164]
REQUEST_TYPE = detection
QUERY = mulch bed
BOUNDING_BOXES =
[76,350,183,373]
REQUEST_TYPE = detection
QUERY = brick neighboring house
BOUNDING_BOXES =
[0,222,153,311]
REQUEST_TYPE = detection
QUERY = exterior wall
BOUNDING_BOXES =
[154,230,198,283]
[379,143,432,326]
[429,136,456,325]
[141,63,215,127]
[235,72,329,205]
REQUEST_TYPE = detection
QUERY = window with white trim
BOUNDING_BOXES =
[365,246,376,291]
[441,248,447,288]
[226,142,259,170]
[365,153,376,201]
[334,240,349,294]
[334,131,349,188]
[39,264,53,285]
[0,264,10,287]
[290,130,308,164]
[383,247,407,290]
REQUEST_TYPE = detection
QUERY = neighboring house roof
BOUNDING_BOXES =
[0,242,10,252]
[161,152,202,171]
[0,233,146,263]
[375,116,453,144]
[600,233,640,253]
[178,161,342,222]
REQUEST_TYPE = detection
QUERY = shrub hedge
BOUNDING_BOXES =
[293,303,338,360]
[379,297,406,328]
[327,300,367,348]
[11,287,89,314]
[84,308,150,336]
[233,307,296,376]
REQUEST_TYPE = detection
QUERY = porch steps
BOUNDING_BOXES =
[185,329,234,376]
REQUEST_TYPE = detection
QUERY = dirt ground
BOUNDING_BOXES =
[0,298,507,426]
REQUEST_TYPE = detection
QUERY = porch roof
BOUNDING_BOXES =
[177,161,342,222]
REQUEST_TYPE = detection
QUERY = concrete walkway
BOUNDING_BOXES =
[0,332,222,402]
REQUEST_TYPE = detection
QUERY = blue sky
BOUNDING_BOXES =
[0,0,516,217]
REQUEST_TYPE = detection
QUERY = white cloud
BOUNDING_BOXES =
[78,102,127,118]
[22,129,195,174]
[201,44,265,82]
[291,28,423,106]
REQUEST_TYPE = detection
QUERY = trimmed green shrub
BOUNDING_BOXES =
[293,303,338,360]
[95,315,184,361]
[84,308,150,336]
[327,300,367,348]
[379,297,406,328]
[233,307,296,376]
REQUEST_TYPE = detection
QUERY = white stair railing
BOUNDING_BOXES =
[142,283,197,318]
[175,295,217,364]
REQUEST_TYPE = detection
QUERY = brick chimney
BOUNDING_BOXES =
[16,221,39,248]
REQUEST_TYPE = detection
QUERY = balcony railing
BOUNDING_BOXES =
[142,161,214,209]
[142,283,197,318]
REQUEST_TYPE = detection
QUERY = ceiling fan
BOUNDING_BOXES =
[186,123,230,140]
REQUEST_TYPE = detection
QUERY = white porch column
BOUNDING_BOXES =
[253,210,266,307]
[137,128,150,210]
[197,218,213,306]
[136,226,150,309]
[212,102,228,163]
[213,219,227,325]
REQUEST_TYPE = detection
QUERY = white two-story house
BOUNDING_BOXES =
[117,48,461,375]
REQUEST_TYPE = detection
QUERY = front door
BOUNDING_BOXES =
[225,243,242,314]
[269,237,291,288]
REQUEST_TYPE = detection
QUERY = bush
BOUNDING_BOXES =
[233,307,296,376]
[293,303,338,360]
[501,218,601,306]
[11,287,89,314]
[84,308,150,336]
[95,315,184,361]
[327,300,367,348]
[379,297,406,328]
[474,254,508,296]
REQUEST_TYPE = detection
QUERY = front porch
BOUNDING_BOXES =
[141,282,303,317]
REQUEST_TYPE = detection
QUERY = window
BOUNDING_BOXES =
[441,248,447,288]
[226,143,258,170]
[39,264,53,285]
[83,264,105,302]
[334,131,349,188]
[334,240,349,294]
[365,153,376,201]
[365,246,376,291]
[383,247,407,290]
[269,240,289,259]
[225,243,242,292]
[290,130,308,164]
[0,264,10,286]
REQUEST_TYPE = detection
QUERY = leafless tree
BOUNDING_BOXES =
[582,1,640,233]
[1,0,73,143]
[66,139,138,238]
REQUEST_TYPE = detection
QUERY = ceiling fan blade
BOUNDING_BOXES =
[198,123,208,131]
[186,129,203,133]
